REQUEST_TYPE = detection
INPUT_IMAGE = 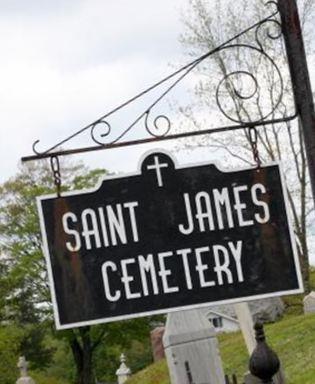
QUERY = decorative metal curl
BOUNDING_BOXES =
[255,19,282,51]
[91,120,112,146]
[144,111,171,138]
[32,140,43,156]
[215,43,284,124]
[22,0,297,163]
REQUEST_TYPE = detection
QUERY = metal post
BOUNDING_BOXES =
[278,0,315,205]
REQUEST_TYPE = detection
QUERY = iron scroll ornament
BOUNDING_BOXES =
[25,1,296,162]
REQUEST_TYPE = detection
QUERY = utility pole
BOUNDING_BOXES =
[278,0,315,206]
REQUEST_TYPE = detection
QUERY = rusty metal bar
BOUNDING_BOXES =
[278,0,315,207]
[21,114,296,162]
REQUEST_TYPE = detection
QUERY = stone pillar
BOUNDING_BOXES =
[116,353,131,384]
[16,356,36,384]
[163,309,225,384]
[150,326,165,362]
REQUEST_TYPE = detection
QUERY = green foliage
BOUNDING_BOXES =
[0,161,156,382]
[0,325,24,384]
[126,359,169,384]
[20,323,55,370]
[128,339,154,373]
[93,318,153,382]
[30,371,70,384]
[44,335,76,381]
[281,268,315,316]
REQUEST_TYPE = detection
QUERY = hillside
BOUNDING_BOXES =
[126,312,315,384]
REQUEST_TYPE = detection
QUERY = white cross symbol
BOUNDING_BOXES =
[146,155,169,187]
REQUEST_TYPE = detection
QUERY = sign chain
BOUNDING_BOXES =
[248,126,261,168]
[50,156,62,197]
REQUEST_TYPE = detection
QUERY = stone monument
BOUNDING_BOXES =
[116,353,131,384]
[163,309,225,384]
[303,291,315,314]
[16,356,35,384]
[150,326,165,362]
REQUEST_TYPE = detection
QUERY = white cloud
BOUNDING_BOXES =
[0,0,185,181]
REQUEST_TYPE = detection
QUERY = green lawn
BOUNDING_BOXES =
[126,312,315,384]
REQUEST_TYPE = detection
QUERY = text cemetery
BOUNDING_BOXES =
[62,182,270,301]
[37,151,302,329]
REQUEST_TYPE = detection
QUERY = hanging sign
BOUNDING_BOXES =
[38,150,303,329]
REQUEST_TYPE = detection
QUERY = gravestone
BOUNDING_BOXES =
[163,309,225,384]
[303,291,315,314]
[16,356,35,384]
[150,326,165,362]
[208,297,284,323]
[116,353,131,384]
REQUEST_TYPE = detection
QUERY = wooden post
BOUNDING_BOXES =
[234,303,256,354]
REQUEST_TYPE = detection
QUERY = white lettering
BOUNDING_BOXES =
[81,208,101,250]
[195,192,215,231]
[213,188,234,229]
[62,212,81,252]
[177,248,193,290]
[228,241,244,282]
[102,261,121,302]
[158,252,179,293]
[213,244,233,285]
[121,258,141,299]
[107,204,127,246]
[178,194,194,235]
[252,184,270,224]
[138,254,159,296]
[233,185,254,227]
[195,246,215,287]
[123,201,139,242]
[98,207,109,247]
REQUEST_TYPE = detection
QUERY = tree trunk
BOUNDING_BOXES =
[70,327,95,384]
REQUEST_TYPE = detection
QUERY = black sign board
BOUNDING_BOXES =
[38,151,303,329]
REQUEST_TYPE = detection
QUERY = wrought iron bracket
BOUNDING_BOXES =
[21,1,297,163]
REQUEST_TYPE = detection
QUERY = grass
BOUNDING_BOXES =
[127,313,315,384]
[127,268,315,384]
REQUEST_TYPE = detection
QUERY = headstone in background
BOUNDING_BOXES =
[248,298,285,323]
[163,309,225,384]
[150,326,165,362]
[16,356,35,384]
[116,353,131,384]
[303,291,315,314]
[207,297,284,324]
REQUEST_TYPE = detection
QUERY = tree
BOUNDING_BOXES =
[0,160,152,383]
[177,0,315,289]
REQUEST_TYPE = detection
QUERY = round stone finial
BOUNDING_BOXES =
[249,323,280,383]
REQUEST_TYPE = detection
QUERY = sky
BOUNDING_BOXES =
[0,0,190,182]
[1,0,315,267]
